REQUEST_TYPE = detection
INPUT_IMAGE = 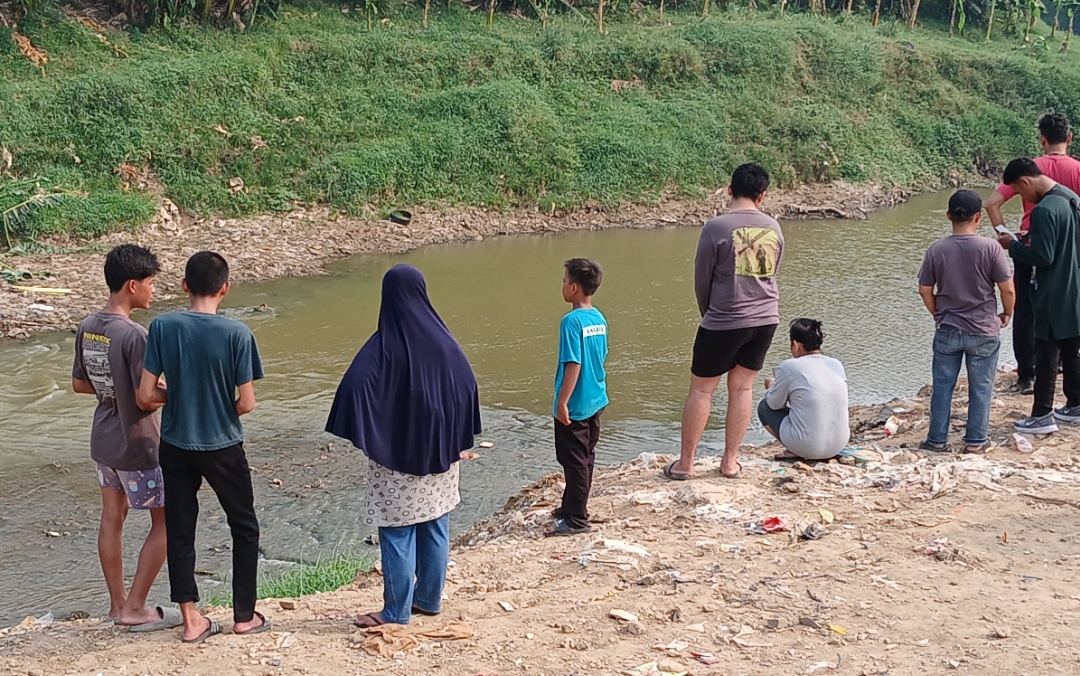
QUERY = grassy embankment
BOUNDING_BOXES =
[2,6,1080,240]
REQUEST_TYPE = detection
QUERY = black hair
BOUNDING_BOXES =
[104,244,160,293]
[564,258,602,296]
[790,318,825,351]
[1038,112,1071,145]
[730,162,770,201]
[947,189,982,223]
[1002,157,1043,185]
[184,251,230,297]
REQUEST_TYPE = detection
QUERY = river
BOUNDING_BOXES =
[0,190,1019,625]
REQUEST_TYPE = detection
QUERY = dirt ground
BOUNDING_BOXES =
[0,181,913,340]
[5,373,1080,676]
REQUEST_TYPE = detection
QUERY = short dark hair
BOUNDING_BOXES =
[1038,112,1071,145]
[564,258,602,296]
[104,244,160,293]
[184,251,230,297]
[1002,157,1044,185]
[730,162,770,200]
[790,318,824,351]
[947,189,982,223]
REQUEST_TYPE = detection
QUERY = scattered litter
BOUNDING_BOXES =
[28,303,55,312]
[692,651,720,665]
[631,490,672,508]
[827,624,847,636]
[356,621,474,657]
[917,538,969,564]
[625,661,687,676]
[685,622,706,633]
[274,631,296,649]
[694,502,744,523]
[883,415,904,437]
[748,515,790,534]
[838,445,882,465]
[915,638,931,646]
[730,625,774,648]
[1013,433,1034,454]
[498,601,515,612]
[609,609,639,622]
[637,452,659,467]
[664,638,689,651]
[818,508,835,524]
[806,654,843,673]
[478,441,495,449]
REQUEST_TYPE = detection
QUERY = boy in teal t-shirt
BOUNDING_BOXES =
[547,258,609,537]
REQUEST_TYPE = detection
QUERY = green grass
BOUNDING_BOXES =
[203,552,373,607]
[2,5,1079,240]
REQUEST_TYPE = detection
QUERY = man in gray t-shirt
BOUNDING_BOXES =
[72,245,175,631]
[665,163,784,482]
[917,190,1014,453]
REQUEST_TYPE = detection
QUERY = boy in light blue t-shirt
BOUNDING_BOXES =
[547,258,609,537]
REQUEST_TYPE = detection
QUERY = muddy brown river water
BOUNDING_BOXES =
[0,191,1020,624]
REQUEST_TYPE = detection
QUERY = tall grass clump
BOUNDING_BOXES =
[203,553,373,607]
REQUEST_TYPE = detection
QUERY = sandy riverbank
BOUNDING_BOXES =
[5,372,1080,675]
[0,181,913,340]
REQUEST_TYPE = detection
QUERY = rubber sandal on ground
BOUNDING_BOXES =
[962,442,990,454]
[662,460,691,481]
[354,613,387,629]
[544,518,592,537]
[918,439,948,452]
[234,611,271,636]
[129,606,184,633]
[182,619,222,644]
[772,451,800,462]
[411,605,440,617]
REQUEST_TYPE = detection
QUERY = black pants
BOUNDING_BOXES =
[554,411,602,530]
[1033,335,1080,417]
[1013,261,1036,381]
[159,440,260,623]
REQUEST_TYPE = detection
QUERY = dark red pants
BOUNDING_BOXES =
[554,411,602,530]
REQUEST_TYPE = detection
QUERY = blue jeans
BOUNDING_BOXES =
[378,513,450,624]
[929,326,1000,446]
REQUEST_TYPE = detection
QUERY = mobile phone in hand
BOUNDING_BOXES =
[995,224,1018,240]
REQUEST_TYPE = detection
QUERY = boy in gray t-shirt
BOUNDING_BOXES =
[72,244,177,631]
[918,190,1015,452]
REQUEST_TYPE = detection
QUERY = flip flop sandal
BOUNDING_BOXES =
[182,619,222,644]
[544,518,592,537]
[772,452,800,462]
[129,606,184,633]
[662,460,692,481]
[411,605,440,617]
[721,461,743,479]
[918,440,949,452]
[234,611,271,636]
[354,612,388,629]
[963,442,991,454]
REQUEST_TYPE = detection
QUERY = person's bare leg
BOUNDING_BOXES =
[119,507,167,626]
[179,601,210,642]
[674,375,723,475]
[721,366,758,476]
[763,424,779,440]
[98,488,129,620]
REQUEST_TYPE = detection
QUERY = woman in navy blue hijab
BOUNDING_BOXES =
[326,264,481,627]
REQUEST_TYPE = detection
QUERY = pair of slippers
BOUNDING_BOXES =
[662,460,741,481]
[183,611,271,644]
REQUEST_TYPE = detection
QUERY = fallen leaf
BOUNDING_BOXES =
[1,146,12,171]
[819,508,835,524]
[214,124,232,137]
[229,177,245,194]
[251,135,268,151]
[827,624,847,636]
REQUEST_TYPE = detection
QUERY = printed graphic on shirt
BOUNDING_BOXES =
[582,324,607,338]
[81,332,115,399]
[733,227,781,278]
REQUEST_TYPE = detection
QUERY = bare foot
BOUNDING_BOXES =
[119,605,161,626]
[233,613,267,634]
[183,616,212,643]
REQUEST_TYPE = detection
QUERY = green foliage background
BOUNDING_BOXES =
[0,5,1076,238]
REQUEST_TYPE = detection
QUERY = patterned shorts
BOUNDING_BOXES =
[96,464,165,510]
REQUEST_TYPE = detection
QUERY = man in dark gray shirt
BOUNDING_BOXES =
[664,163,784,480]
[918,190,1014,452]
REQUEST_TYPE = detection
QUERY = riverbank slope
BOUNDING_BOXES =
[6,374,1080,675]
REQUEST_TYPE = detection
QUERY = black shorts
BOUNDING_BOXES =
[691,324,778,378]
